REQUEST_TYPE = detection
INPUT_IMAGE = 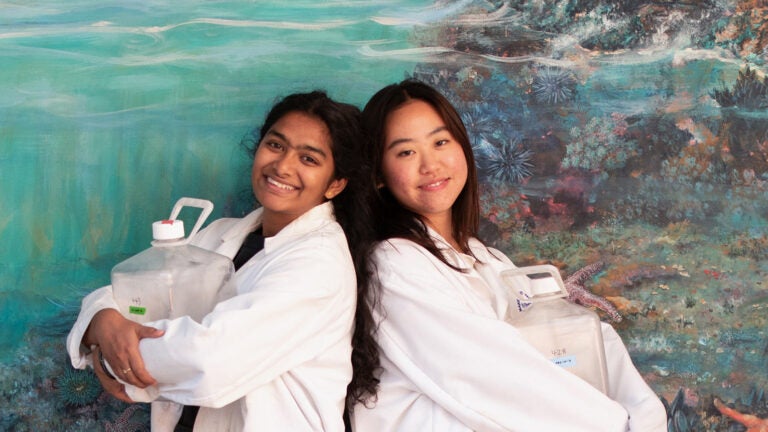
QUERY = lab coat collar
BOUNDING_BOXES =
[221,207,264,243]
[425,226,485,270]
[263,201,337,253]
[219,201,337,256]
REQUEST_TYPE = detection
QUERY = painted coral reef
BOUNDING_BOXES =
[408,1,768,430]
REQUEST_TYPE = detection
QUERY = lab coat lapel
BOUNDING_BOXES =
[204,202,333,264]
[261,202,335,254]
[424,228,504,318]
[213,209,264,260]
[470,245,516,319]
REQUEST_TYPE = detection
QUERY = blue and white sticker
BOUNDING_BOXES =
[551,355,577,369]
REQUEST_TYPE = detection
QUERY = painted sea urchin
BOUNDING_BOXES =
[55,365,102,407]
[476,137,534,185]
[461,102,500,145]
[532,67,577,105]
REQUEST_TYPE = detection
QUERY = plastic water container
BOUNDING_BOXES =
[502,265,609,394]
[111,197,236,324]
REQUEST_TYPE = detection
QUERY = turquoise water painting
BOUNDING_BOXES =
[2,1,768,430]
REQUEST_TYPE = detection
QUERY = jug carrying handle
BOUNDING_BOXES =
[501,264,568,301]
[168,197,214,243]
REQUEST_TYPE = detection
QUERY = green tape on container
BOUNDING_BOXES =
[129,306,146,315]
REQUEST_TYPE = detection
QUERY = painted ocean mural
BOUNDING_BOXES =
[2,1,767,430]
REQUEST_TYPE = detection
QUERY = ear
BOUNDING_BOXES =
[324,177,348,200]
[375,175,386,189]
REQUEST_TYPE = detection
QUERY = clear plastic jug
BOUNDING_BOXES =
[111,197,236,324]
[502,265,609,394]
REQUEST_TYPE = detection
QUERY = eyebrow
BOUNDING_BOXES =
[266,129,328,159]
[386,125,449,150]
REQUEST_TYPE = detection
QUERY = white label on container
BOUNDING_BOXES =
[551,355,577,369]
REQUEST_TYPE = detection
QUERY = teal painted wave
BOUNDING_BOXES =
[0,0,440,358]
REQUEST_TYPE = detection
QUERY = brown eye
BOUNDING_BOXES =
[301,155,319,165]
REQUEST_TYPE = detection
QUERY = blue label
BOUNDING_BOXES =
[551,355,577,369]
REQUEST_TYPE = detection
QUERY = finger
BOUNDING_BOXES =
[98,369,132,403]
[118,356,154,388]
[100,347,141,387]
[103,376,133,403]
[98,326,148,387]
[91,314,160,387]
[127,325,163,386]
[101,345,148,388]
[116,357,148,388]
[136,324,165,339]
[92,348,133,403]
[121,323,159,387]
[110,387,134,404]
[91,312,140,370]
[126,357,157,388]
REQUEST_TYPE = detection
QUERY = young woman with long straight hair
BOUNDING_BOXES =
[351,79,667,431]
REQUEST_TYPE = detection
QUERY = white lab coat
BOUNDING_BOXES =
[67,202,356,431]
[352,233,667,432]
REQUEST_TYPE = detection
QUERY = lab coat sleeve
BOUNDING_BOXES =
[372,242,630,432]
[602,323,668,431]
[66,285,120,369]
[123,234,355,408]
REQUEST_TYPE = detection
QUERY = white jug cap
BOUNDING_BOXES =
[152,219,185,241]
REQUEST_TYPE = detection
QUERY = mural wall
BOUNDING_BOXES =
[2,1,767,430]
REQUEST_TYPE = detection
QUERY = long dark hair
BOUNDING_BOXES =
[362,79,481,266]
[244,90,380,409]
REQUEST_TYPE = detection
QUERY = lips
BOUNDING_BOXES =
[266,176,298,191]
[419,178,449,191]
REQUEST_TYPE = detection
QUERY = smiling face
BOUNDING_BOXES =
[251,111,347,236]
[380,99,468,236]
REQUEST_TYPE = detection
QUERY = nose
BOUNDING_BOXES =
[273,151,296,176]
[419,149,439,175]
